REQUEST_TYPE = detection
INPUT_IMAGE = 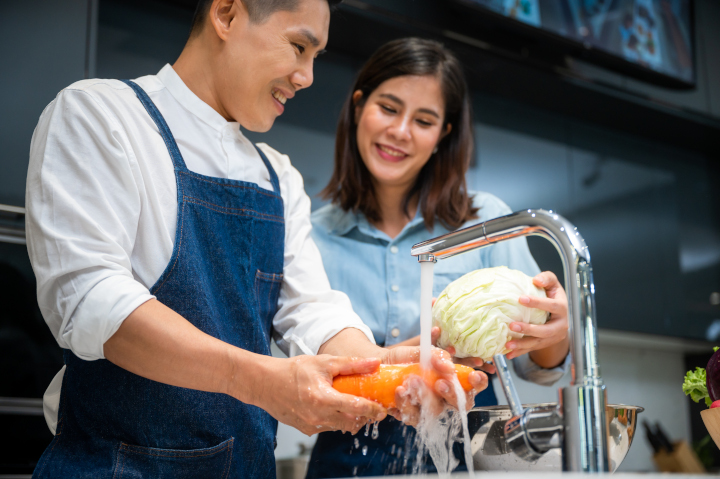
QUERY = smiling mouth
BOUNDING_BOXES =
[377,144,407,158]
[272,89,287,105]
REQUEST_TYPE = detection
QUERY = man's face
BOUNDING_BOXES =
[216,0,330,132]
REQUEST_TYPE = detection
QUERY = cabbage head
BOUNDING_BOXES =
[432,266,548,360]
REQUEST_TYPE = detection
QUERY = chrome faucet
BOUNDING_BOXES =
[411,209,609,472]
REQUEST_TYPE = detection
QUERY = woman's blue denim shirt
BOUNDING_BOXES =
[311,191,569,385]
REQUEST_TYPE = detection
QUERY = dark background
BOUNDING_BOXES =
[0,0,719,474]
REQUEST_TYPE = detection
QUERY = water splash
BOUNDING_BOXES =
[452,376,475,476]
[401,374,475,478]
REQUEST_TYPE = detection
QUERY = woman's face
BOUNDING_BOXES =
[354,75,449,191]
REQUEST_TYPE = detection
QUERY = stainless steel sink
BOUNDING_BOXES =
[469,404,644,472]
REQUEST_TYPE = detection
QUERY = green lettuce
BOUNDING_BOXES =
[683,367,711,408]
[432,266,549,360]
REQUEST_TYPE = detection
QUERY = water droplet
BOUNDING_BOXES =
[362,445,368,456]
[352,466,358,475]
[354,438,359,449]
[371,421,379,440]
[390,444,395,454]
[364,423,370,437]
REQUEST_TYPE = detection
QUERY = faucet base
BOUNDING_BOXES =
[561,384,610,472]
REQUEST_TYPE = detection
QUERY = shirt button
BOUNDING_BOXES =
[391,284,400,292]
[391,328,400,338]
[390,246,399,254]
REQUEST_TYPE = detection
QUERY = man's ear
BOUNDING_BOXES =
[352,90,364,124]
[209,0,246,41]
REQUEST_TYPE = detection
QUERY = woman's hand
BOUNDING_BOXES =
[431,326,497,374]
[505,271,569,368]
[381,346,487,426]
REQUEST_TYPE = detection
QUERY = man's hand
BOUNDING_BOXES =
[248,355,387,436]
[505,271,569,368]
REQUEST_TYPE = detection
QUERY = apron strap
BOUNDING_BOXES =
[122,79,281,196]
[253,145,282,195]
[121,79,188,171]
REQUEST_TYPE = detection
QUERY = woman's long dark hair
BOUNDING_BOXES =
[322,37,478,230]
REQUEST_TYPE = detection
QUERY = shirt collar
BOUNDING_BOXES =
[330,205,428,242]
[156,64,240,133]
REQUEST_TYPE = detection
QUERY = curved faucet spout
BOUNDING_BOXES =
[410,208,609,472]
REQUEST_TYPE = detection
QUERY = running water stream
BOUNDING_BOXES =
[419,261,434,369]
[416,260,475,478]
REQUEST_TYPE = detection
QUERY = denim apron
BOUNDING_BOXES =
[33,80,284,479]
[306,381,497,477]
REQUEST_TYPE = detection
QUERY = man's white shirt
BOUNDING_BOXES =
[26,64,374,431]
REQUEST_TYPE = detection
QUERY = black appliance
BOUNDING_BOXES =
[0,205,63,475]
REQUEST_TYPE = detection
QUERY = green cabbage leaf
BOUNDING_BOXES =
[683,367,711,407]
[432,266,549,360]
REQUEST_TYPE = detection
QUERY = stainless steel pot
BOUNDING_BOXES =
[469,403,644,472]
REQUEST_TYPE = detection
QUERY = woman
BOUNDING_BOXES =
[306,38,570,477]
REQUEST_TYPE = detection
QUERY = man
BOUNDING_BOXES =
[26,0,487,477]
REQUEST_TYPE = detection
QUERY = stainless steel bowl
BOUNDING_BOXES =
[469,403,644,472]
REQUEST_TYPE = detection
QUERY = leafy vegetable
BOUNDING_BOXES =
[432,266,548,360]
[683,367,711,408]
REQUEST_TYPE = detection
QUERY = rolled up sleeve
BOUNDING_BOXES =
[26,88,154,360]
[512,352,571,386]
[259,145,375,357]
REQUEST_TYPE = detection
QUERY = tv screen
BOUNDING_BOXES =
[456,0,694,86]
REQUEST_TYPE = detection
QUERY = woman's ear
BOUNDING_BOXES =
[352,90,364,124]
[434,123,452,152]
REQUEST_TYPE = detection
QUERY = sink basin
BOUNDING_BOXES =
[469,403,644,472]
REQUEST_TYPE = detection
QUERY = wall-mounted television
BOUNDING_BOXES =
[453,0,695,89]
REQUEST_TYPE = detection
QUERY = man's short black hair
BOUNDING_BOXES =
[190,0,342,37]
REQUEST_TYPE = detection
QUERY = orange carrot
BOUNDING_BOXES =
[332,363,475,409]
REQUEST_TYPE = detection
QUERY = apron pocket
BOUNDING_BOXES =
[113,438,233,479]
[254,270,283,326]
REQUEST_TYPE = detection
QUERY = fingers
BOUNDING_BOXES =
[430,348,455,376]
[328,356,381,377]
[383,346,420,365]
[455,357,485,368]
[518,294,566,315]
[468,370,488,391]
[433,370,486,411]
[330,389,387,422]
[533,271,560,292]
[431,326,441,346]
[509,319,559,339]
[476,361,496,374]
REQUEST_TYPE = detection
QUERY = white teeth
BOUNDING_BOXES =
[378,145,404,157]
[272,90,287,105]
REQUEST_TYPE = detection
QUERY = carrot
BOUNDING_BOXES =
[332,363,475,409]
